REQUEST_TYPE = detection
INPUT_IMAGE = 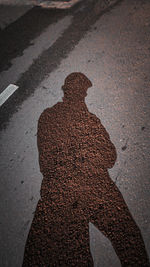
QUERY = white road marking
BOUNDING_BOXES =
[0,84,19,107]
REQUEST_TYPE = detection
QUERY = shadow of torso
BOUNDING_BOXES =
[23,100,117,266]
[38,100,117,218]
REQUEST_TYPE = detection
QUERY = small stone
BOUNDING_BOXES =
[122,145,127,151]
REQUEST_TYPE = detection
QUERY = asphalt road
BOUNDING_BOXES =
[0,0,150,266]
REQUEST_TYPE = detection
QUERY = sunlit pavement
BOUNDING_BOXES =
[0,0,150,266]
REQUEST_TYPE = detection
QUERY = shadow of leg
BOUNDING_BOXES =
[22,198,94,267]
[91,175,150,266]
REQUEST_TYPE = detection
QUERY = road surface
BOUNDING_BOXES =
[0,0,150,266]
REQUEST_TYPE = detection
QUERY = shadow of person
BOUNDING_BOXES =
[22,73,149,266]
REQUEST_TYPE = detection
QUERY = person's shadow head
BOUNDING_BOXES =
[62,72,92,102]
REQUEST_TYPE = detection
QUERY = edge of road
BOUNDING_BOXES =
[34,0,121,10]
[0,0,121,31]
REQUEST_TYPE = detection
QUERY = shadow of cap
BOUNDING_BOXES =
[62,72,92,92]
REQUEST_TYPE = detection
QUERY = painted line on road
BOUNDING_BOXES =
[0,84,19,107]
